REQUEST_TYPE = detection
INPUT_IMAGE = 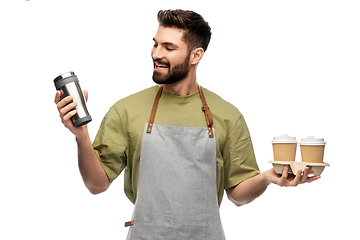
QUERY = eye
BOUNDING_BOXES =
[166,47,175,51]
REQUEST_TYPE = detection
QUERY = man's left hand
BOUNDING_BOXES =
[264,165,321,187]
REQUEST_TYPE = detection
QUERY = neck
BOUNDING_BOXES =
[162,66,199,96]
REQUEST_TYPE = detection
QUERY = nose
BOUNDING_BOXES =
[151,45,164,60]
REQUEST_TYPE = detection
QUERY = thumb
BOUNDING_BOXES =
[83,90,89,102]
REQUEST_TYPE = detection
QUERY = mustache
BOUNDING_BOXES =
[152,58,170,66]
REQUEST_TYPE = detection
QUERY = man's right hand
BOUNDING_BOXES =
[54,90,89,139]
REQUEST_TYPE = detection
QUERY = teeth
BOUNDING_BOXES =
[155,62,168,68]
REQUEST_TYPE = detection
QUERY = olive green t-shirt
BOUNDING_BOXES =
[93,85,259,206]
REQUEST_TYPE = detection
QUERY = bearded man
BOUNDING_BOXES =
[55,9,319,239]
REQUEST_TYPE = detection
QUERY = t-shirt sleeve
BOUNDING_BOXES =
[92,106,127,182]
[223,115,260,189]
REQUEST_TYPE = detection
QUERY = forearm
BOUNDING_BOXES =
[55,90,110,194]
[226,173,270,207]
[76,134,110,194]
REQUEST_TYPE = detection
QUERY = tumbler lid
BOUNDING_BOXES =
[53,71,76,83]
[54,71,79,90]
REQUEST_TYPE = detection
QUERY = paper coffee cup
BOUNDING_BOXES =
[300,136,326,163]
[272,134,297,161]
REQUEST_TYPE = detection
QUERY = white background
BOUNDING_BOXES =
[1,0,359,239]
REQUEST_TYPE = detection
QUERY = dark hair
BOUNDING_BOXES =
[157,9,212,52]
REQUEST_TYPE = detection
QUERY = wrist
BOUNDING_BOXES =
[75,129,90,146]
[259,171,272,186]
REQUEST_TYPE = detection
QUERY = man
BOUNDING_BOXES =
[55,9,319,239]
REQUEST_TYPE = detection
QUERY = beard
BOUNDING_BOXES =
[152,53,191,85]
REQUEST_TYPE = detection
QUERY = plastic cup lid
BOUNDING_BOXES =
[272,134,297,143]
[300,136,326,145]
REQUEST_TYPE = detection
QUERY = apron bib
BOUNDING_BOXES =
[126,86,226,240]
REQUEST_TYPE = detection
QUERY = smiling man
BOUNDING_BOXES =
[152,27,194,86]
[55,9,320,239]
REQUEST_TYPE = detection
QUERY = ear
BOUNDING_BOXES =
[190,47,204,65]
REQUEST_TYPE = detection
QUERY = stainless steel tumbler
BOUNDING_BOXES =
[54,71,92,127]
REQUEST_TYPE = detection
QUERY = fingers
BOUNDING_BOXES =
[285,168,309,186]
[290,170,302,186]
[54,90,90,137]
[62,108,77,121]
[278,165,290,187]
[302,167,321,183]
[306,175,321,183]
[59,101,77,117]
[300,167,310,184]
[55,90,78,128]
[298,167,321,185]
[281,165,289,179]
[302,168,321,183]
[57,95,73,109]
[290,167,321,186]
[278,166,306,187]
[59,100,77,128]
[273,166,321,188]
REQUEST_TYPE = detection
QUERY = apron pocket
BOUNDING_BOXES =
[129,220,208,240]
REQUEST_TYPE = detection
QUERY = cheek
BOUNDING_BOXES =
[168,54,185,66]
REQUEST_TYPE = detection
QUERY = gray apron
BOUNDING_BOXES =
[125,86,226,239]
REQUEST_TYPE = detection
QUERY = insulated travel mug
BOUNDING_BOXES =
[54,71,92,127]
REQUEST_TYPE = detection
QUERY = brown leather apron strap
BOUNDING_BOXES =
[125,220,134,227]
[147,85,163,133]
[147,85,214,138]
[199,87,214,138]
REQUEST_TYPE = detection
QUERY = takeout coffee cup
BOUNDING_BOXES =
[272,134,297,161]
[300,136,326,163]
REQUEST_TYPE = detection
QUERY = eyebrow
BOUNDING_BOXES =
[153,38,179,49]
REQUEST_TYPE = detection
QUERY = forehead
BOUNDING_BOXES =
[153,26,187,48]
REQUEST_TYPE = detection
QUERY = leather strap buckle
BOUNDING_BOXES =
[200,87,214,138]
[147,85,163,133]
